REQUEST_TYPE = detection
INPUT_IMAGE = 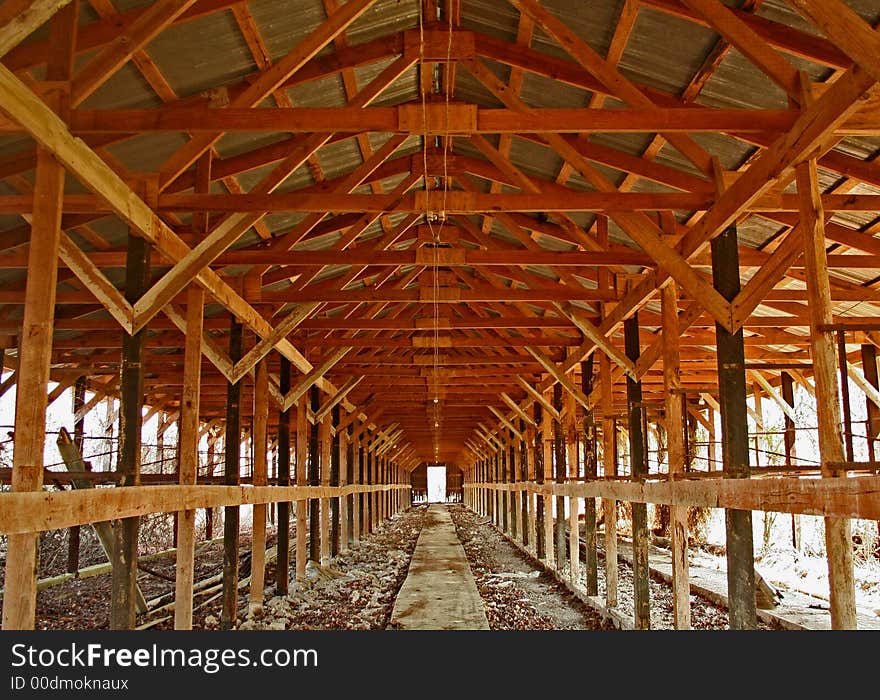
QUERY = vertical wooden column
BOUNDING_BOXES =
[365,438,374,534]
[329,405,340,557]
[111,231,151,630]
[859,345,880,556]
[249,359,269,614]
[525,424,536,553]
[781,372,800,551]
[220,319,243,630]
[500,435,508,532]
[0,78,69,628]
[512,430,521,541]
[553,385,567,568]
[534,402,545,559]
[662,283,690,629]
[339,415,350,552]
[351,422,361,544]
[319,409,331,565]
[797,159,857,629]
[625,314,650,629]
[861,345,880,463]
[566,391,579,585]
[308,386,321,562]
[295,395,308,582]
[174,286,204,629]
[542,391,555,567]
[68,375,87,574]
[600,353,618,608]
[276,357,291,594]
[205,433,216,539]
[581,358,598,596]
[508,431,517,538]
[711,224,757,630]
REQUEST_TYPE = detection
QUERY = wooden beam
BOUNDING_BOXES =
[0,148,64,630]
[283,348,353,411]
[516,376,561,422]
[488,405,525,442]
[70,0,198,106]
[797,157,857,629]
[554,302,637,380]
[156,0,380,189]
[500,392,538,428]
[249,358,269,614]
[525,346,592,411]
[173,285,203,630]
[662,283,690,629]
[0,0,73,57]
[315,376,364,424]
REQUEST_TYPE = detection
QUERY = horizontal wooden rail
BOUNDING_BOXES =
[0,483,411,535]
[465,475,880,520]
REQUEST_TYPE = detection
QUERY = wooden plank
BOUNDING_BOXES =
[797,158,857,629]
[275,357,291,594]
[249,358,269,614]
[315,376,364,424]
[173,285,203,630]
[662,283,690,629]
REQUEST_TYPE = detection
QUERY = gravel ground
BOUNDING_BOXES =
[226,505,427,630]
[448,505,613,630]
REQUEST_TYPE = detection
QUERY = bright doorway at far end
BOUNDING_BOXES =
[427,465,446,503]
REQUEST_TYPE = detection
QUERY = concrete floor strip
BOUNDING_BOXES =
[389,504,490,630]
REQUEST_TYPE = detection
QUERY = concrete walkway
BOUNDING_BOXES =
[389,505,490,630]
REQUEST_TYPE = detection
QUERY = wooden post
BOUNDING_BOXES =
[525,426,540,557]
[581,357,598,595]
[837,332,855,462]
[600,353,618,608]
[67,376,86,574]
[319,410,331,565]
[509,431,518,539]
[339,415,350,552]
[500,435,508,533]
[711,224,757,630]
[308,385,321,562]
[205,433,216,540]
[797,158,857,629]
[662,283,691,629]
[781,372,800,550]
[174,285,203,630]
[542,393,555,566]
[351,422,361,545]
[276,357,291,594]
[553,384,567,568]
[111,232,150,630]
[295,395,308,582]
[859,345,880,557]
[625,314,650,629]
[861,345,880,463]
[220,319,242,630]
[249,359,269,614]
[330,404,340,556]
[0,146,65,629]
[566,391,579,585]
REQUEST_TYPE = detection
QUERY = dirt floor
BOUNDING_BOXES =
[448,505,613,630]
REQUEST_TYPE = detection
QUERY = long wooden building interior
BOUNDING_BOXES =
[1,0,880,632]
